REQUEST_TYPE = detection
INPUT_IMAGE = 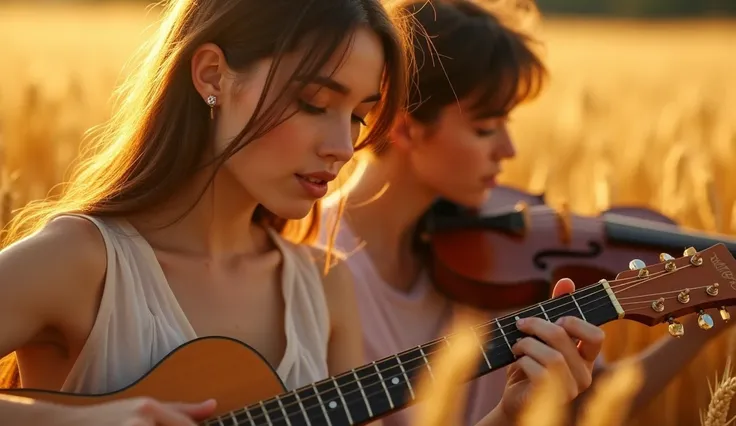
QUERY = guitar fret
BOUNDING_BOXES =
[472,328,492,370]
[395,354,416,400]
[312,383,334,426]
[276,397,292,426]
[325,377,350,424]
[353,363,392,417]
[495,318,513,353]
[418,346,435,381]
[231,409,254,426]
[259,401,273,426]
[571,293,587,321]
[539,303,551,321]
[373,361,395,409]
[313,377,350,425]
[292,391,312,426]
[213,417,225,426]
[333,371,370,424]
[352,368,374,417]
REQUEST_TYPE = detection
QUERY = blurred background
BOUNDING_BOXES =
[1,0,735,425]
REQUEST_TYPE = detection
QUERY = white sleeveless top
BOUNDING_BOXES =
[59,214,331,395]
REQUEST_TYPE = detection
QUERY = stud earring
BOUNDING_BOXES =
[206,95,217,119]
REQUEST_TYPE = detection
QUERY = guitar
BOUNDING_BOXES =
[3,244,736,426]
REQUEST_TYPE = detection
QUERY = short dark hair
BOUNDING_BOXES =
[400,0,547,123]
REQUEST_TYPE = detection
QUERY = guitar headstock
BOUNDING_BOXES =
[611,243,736,336]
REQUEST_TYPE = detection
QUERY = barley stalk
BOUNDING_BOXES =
[701,357,736,426]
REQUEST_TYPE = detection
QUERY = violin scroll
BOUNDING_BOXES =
[610,244,736,336]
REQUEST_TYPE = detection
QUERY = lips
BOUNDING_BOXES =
[298,175,326,185]
[295,171,336,199]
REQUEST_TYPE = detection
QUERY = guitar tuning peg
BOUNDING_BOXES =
[629,259,646,270]
[628,259,649,277]
[720,307,731,322]
[697,310,714,330]
[684,247,697,257]
[660,253,677,271]
[667,318,684,338]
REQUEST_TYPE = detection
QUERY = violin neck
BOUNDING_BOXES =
[603,213,736,256]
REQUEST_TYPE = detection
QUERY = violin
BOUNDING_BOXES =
[420,184,736,311]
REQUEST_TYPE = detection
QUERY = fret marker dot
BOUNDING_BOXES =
[328,401,338,409]
[391,377,400,385]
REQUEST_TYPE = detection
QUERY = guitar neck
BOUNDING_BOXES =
[212,281,622,426]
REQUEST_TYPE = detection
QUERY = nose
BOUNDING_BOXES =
[317,119,356,166]
[491,125,516,161]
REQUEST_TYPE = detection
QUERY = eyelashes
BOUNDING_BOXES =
[297,99,367,126]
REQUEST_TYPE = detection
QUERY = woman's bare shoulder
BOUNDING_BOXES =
[0,215,108,343]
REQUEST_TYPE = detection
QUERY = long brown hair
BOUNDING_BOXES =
[1,0,410,388]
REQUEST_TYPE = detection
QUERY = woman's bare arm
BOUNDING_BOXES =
[0,394,216,426]
[0,216,107,360]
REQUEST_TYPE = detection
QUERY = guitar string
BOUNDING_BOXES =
[226,261,685,419]
[210,293,689,426]
[206,264,703,425]
[207,295,669,426]
[207,265,697,425]
[205,299,617,426]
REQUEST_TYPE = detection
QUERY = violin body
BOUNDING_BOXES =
[423,185,736,311]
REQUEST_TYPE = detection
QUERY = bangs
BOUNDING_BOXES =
[467,34,546,119]
[465,29,547,119]
[403,0,548,124]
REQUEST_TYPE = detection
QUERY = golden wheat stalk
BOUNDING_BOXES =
[410,308,485,426]
[701,357,736,426]
[576,360,644,426]
[516,363,569,426]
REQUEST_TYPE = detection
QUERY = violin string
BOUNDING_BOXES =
[207,267,697,426]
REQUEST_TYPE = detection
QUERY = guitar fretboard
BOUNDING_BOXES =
[206,281,621,426]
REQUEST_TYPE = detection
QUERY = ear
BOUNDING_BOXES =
[389,113,425,152]
[191,43,229,105]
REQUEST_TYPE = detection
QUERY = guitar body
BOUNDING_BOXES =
[0,336,286,417]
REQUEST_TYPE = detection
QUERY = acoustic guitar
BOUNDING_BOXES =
[3,244,736,426]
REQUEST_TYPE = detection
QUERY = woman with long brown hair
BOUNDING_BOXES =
[0,0,408,424]
[318,1,606,425]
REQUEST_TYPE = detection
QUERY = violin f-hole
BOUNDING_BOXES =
[533,241,603,270]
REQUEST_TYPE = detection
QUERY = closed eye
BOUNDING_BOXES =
[476,129,497,137]
[298,99,367,126]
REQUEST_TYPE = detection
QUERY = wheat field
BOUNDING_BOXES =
[1,2,736,425]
